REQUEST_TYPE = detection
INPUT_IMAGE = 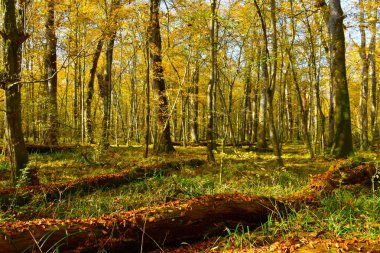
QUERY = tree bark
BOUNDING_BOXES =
[359,0,369,149]
[190,60,200,143]
[369,6,378,142]
[253,0,283,166]
[268,0,283,167]
[44,0,58,145]
[149,0,175,154]
[99,38,114,148]
[329,0,353,157]
[207,0,217,162]
[0,194,278,253]
[86,39,103,144]
[287,0,314,158]
[1,0,29,184]
[241,64,252,143]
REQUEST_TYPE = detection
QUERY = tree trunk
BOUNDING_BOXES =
[190,60,200,143]
[329,0,353,157]
[149,0,175,154]
[253,0,283,166]
[268,0,283,167]
[288,55,314,158]
[43,0,58,145]
[288,0,314,158]
[1,0,29,184]
[241,64,252,143]
[207,0,217,162]
[369,6,378,142]
[285,79,293,142]
[144,33,150,158]
[86,39,103,144]
[129,47,139,143]
[252,51,260,144]
[359,0,369,149]
[99,38,114,148]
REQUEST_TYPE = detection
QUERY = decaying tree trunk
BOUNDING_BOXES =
[288,161,378,204]
[0,194,279,253]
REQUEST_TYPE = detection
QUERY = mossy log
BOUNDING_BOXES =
[0,159,204,209]
[0,194,279,253]
[286,160,378,204]
[0,144,81,154]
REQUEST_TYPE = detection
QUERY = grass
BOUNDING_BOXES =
[0,143,379,252]
[2,145,323,220]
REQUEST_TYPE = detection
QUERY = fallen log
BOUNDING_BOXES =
[0,194,280,253]
[0,159,204,209]
[286,160,378,204]
[172,141,253,148]
[0,144,82,154]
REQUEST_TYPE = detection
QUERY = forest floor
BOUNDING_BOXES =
[0,143,379,252]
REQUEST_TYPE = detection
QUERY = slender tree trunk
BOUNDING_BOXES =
[288,55,314,158]
[257,56,268,148]
[1,0,29,184]
[252,48,261,144]
[144,33,150,158]
[85,39,103,144]
[206,0,217,162]
[129,47,138,143]
[288,0,314,158]
[241,64,252,143]
[268,0,283,167]
[329,0,353,157]
[285,78,293,142]
[149,0,175,153]
[189,60,200,143]
[369,6,378,142]
[359,0,369,149]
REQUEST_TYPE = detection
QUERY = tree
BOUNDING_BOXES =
[85,39,103,144]
[44,0,59,145]
[149,0,175,153]
[329,0,353,157]
[253,0,283,167]
[0,0,29,184]
[358,0,369,149]
[287,0,314,158]
[369,4,378,142]
[206,0,217,162]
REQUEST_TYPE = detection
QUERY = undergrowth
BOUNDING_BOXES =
[0,144,379,252]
